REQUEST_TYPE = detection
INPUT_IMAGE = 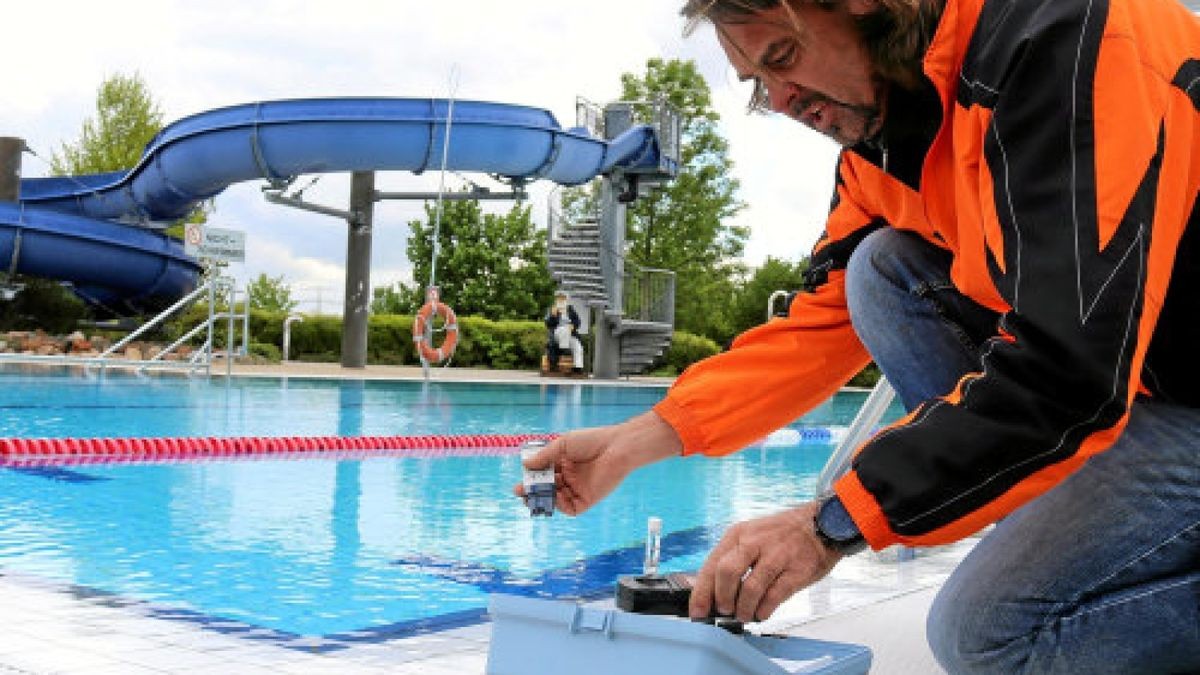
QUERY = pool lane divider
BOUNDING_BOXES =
[0,433,557,465]
[0,426,846,466]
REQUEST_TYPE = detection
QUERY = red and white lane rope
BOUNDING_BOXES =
[0,433,557,466]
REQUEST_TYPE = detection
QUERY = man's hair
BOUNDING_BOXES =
[681,0,939,101]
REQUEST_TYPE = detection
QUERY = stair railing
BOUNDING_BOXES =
[622,265,675,327]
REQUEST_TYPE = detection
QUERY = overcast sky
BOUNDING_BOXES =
[2,0,841,314]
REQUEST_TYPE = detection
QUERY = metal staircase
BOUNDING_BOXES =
[545,98,680,378]
[547,217,675,376]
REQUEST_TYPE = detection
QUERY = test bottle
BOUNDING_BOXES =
[643,516,662,577]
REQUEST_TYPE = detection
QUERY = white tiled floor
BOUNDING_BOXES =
[0,540,974,674]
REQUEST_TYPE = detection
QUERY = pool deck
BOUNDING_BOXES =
[225,360,674,386]
[0,541,968,674]
[1,361,955,673]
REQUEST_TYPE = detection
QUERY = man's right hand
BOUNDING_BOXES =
[512,411,683,516]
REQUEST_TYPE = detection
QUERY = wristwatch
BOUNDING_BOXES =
[813,495,868,556]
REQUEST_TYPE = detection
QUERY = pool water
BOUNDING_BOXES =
[0,367,902,646]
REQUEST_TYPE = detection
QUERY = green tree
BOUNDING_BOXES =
[728,256,810,336]
[564,59,747,344]
[246,273,297,313]
[51,73,164,176]
[397,195,555,319]
[371,284,408,315]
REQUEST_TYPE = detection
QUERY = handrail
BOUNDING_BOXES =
[99,279,214,358]
[0,274,251,375]
[152,321,210,362]
[283,314,304,361]
[767,289,791,321]
[623,265,675,326]
[815,378,896,496]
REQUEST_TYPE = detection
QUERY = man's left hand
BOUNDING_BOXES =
[688,502,842,622]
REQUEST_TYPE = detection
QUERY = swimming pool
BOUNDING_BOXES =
[0,367,899,651]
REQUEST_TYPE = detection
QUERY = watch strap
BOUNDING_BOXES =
[814,496,868,555]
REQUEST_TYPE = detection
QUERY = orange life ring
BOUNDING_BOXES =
[412,301,459,363]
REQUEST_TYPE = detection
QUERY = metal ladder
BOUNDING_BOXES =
[0,274,248,375]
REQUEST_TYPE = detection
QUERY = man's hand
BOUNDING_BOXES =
[512,411,682,516]
[689,503,842,622]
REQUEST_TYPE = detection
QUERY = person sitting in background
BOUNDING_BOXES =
[544,290,584,376]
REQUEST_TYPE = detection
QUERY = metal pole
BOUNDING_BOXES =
[0,138,23,202]
[341,171,375,368]
[374,189,525,202]
[242,291,250,357]
[226,282,235,378]
[592,173,626,380]
[206,268,216,376]
[283,315,303,361]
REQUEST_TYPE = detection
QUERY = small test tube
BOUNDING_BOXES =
[643,516,663,577]
[520,439,556,517]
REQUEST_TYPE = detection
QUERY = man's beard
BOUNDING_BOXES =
[789,88,886,147]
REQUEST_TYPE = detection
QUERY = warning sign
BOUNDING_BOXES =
[184,224,245,263]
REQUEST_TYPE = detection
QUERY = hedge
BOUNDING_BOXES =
[162,304,724,374]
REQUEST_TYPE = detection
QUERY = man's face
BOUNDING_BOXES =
[716,0,887,146]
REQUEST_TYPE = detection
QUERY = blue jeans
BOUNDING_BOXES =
[844,229,1200,674]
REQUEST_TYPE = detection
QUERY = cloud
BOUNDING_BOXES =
[4,0,838,304]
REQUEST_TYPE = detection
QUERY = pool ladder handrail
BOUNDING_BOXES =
[816,377,917,561]
[0,274,249,375]
[815,377,896,496]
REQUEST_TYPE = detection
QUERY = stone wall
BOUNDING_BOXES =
[0,331,194,361]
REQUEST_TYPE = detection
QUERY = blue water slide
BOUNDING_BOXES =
[5,97,672,310]
[0,202,199,311]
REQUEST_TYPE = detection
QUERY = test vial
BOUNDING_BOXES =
[520,439,556,517]
[643,516,663,576]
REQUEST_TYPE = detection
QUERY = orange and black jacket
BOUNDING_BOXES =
[655,0,1200,549]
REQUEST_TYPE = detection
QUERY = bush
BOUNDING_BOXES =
[654,331,721,376]
[0,278,90,333]
[847,363,882,388]
[449,316,544,369]
[162,307,724,374]
[368,314,417,365]
[248,342,281,361]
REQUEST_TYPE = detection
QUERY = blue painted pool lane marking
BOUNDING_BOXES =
[2,466,109,483]
[0,523,728,652]
[319,525,725,645]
